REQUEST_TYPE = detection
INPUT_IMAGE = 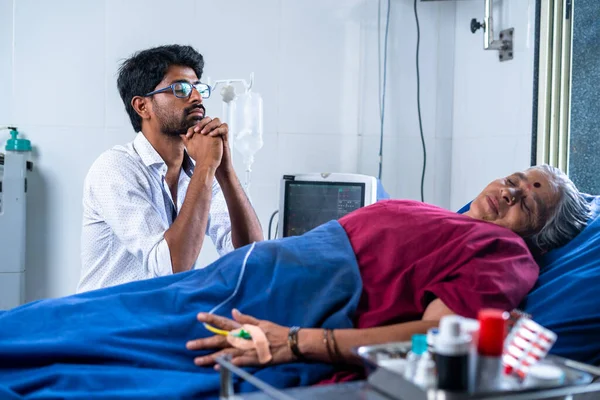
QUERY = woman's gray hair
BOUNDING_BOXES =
[525,164,591,252]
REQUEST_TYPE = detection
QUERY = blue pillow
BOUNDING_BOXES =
[523,195,600,365]
[458,196,600,365]
[376,179,390,201]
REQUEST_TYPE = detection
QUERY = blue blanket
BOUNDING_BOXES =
[0,221,362,399]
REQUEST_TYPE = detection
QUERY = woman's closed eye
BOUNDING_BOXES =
[521,199,531,215]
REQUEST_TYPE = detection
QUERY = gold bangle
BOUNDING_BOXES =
[323,329,336,363]
[330,329,344,363]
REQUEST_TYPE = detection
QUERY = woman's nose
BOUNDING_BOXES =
[503,188,522,205]
[510,187,526,204]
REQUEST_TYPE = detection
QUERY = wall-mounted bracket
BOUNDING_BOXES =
[497,28,514,62]
[470,0,514,62]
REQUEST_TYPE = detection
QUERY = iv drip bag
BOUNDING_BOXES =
[233,91,263,170]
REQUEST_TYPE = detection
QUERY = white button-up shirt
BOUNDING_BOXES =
[78,132,234,292]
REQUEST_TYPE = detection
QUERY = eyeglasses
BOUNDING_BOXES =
[145,81,211,99]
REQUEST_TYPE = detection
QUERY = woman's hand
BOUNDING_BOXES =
[186,309,295,368]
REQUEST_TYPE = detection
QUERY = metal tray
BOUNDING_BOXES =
[355,342,600,400]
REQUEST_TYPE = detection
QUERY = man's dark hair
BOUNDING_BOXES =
[117,45,204,132]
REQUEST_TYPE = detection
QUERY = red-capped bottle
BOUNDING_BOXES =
[475,309,509,392]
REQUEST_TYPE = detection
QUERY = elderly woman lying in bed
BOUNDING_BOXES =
[0,164,590,398]
[188,164,590,369]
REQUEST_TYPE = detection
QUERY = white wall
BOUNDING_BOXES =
[0,0,536,301]
[357,0,456,208]
[0,1,12,124]
[450,0,537,210]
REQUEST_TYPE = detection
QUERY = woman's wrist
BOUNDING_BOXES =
[296,328,327,362]
[296,328,359,364]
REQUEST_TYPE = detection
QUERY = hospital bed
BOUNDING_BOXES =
[228,193,600,400]
[1,178,598,399]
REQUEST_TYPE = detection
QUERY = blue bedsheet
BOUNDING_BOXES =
[0,221,362,399]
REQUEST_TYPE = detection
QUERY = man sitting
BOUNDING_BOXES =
[78,45,263,292]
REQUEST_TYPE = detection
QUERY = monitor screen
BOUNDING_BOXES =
[282,181,365,237]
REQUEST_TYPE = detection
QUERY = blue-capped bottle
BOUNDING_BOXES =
[404,334,427,381]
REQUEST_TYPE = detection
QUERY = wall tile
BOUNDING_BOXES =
[450,135,532,210]
[20,125,105,300]
[0,0,13,125]
[278,133,359,176]
[13,0,105,128]
[278,0,361,136]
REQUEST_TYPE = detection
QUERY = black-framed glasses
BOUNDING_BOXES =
[145,81,211,99]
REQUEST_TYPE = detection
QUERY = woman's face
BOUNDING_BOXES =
[465,168,560,236]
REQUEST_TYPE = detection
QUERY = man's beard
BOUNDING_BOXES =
[156,103,206,137]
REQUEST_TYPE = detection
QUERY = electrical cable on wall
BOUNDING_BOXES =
[378,0,391,181]
[414,0,427,202]
[377,0,383,118]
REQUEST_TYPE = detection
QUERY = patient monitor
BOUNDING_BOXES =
[278,173,377,238]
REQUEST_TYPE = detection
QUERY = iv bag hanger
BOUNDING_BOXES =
[205,73,256,154]
[204,74,264,196]
[208,73,254,104]
[470,0,514,62]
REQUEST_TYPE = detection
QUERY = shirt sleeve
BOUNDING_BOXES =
[85,151,173,278]
[422,236,540,319]
[206,179,234,256]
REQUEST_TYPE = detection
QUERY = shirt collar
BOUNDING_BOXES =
[133,132,195,177]
[133,132,165,168]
